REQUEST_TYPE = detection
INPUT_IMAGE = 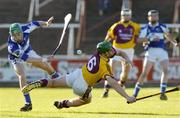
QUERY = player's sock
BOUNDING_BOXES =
[160,83,167,93]
[102,84,110,98]
[133,83,143,97]
[50,71,60,79]
[104,84,111,93]
[105,84,111,90]
[23,93,31,104]
[22,80,44,93]
[40,79,48,87]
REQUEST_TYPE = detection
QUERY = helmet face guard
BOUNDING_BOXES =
[96,41,112,53]
[121,9,132,16]
[9,23,22,35]
[148,10,159,16]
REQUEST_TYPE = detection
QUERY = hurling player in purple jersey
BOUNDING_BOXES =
[102,9,140,98]
[21,41,136,109]
[7,16,61,111]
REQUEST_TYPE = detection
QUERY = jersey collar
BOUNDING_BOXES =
[10,36,17,43]
[148,22,159,27]
[120,20,132,24]
[100,54,109,62]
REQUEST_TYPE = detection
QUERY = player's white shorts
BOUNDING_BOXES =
[110,47,134,65]
[10,50,41,65]
[144,47,169,64]
[65,69,91,97]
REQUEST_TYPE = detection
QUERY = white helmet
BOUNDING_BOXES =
[121,9,132,16]
[148,10,159,16]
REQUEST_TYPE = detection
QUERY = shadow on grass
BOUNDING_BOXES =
[1,111,65,118]
[1,110,180,117]
[64,111,180,116]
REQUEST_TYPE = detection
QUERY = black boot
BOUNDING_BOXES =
[160,93,168,100]
[20,104,32,112]
[102,89,109,98]
[54,100,69,109]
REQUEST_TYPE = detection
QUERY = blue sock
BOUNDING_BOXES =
[24,93,31,104]
[160,83,167,93]
[133,83,143,97]
[51,71,59,79]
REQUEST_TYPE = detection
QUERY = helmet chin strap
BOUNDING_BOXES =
[102,50,115,59]
[123,20,130,23]
[121,18,130,23]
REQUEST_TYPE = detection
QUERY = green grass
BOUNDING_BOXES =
[0,87,180,118]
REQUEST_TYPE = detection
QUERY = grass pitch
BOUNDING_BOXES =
[0,87,179,118]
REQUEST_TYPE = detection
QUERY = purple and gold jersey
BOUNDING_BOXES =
[82,52,113,86]
[107,21,140,49]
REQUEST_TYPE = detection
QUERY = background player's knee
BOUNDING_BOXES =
[120,73,128,82]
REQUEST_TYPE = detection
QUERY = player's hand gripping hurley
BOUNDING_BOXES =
[52,13,72,55]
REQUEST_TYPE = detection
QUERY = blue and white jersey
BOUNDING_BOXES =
[8,21,40,63]
[139,22,169,50]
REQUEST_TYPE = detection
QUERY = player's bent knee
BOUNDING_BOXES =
[120,74,128,81]
[80,96,92,104]
[80,90,92,104]
[125,64,131,69]
[121,74,128,79]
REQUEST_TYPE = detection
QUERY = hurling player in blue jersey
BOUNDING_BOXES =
[8,16,61,111]
[133,10,179,100]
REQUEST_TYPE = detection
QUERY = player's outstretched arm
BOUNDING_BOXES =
[38,16,54,27]
[116,50,133,68]
[105,75,136,103]
[164,32,179,47]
